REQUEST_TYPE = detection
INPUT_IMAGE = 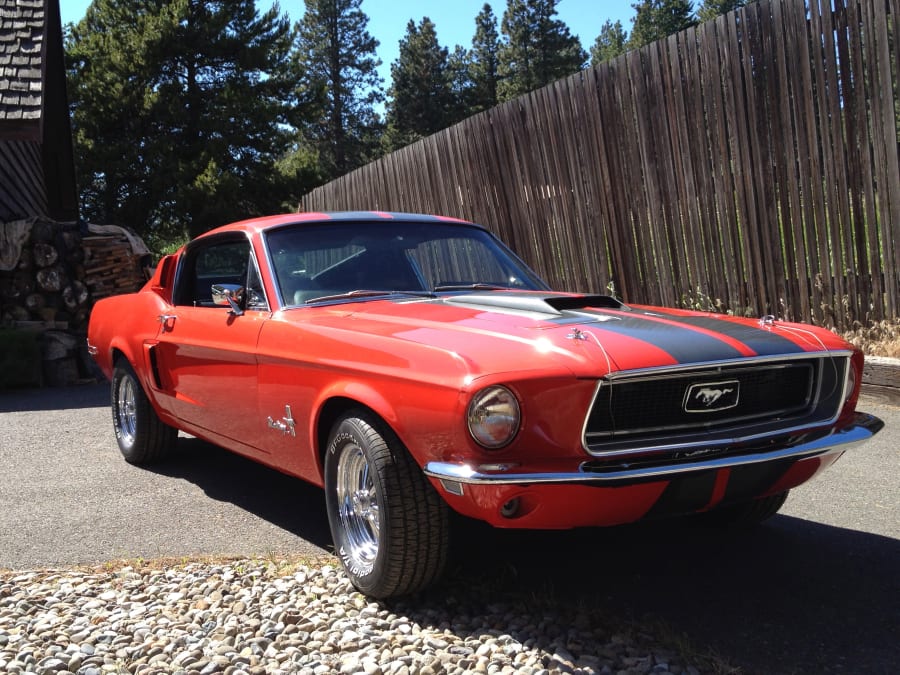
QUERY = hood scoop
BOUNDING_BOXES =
[445,293,624,316]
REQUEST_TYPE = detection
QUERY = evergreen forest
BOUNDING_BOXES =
[65,0,746,250]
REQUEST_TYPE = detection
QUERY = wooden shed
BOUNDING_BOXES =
[0,0,77,221]
[1,0,82,387]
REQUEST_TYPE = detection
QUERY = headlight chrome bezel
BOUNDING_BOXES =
[467,385,521,449]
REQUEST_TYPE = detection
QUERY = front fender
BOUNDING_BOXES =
[310,376,468,473]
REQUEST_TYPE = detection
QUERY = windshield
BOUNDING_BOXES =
[265,221,548,306]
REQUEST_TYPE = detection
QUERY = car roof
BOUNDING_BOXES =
[201,211,479,239]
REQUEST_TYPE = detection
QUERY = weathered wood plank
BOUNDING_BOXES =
[864,357,900,388]
[0,140,46,221]
[866,0,900,319]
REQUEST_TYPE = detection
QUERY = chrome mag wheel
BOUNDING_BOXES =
[335,441,380,573]
[110,359,176,465]
[324,411,450,598]
[114,372,138,447]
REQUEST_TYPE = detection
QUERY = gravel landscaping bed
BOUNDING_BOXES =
[0,556,711,675]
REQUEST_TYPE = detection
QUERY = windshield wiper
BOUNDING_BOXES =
[432,283,509,292]
[305,289,436,304]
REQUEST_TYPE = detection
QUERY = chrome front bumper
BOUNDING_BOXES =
[424,412,884,486]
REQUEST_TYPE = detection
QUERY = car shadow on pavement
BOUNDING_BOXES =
[146,436,334,551]
[0,382,108,412]
[420,515,900,675]
[98,420,897,674]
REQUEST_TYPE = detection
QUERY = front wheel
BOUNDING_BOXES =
[324,410,449,598]
[111,358,176,465]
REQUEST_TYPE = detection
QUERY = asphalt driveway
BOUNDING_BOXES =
[1,384,897,673]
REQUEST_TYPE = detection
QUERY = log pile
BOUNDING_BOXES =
[82,233,148,300]
[0,219,89,331]
[0,218,151,387]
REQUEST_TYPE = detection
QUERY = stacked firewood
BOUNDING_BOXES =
[0,219,151,387]
[0,219,90,331]
[82,233,148,300]
[0,221,151,330]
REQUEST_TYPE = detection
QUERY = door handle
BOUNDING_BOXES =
[158,314,176,332]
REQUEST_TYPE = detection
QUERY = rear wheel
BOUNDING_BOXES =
[324,410,449,598]
[111,358,176,465]
[704,490,789,527]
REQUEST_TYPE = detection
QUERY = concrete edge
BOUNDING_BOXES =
[861,356,900,406]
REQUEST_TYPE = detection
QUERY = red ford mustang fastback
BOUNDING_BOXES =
[87,212,883,598]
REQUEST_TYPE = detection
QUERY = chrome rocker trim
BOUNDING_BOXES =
[424,412,883,486]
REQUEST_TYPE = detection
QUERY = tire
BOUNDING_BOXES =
[111,358,176,465]
[703,490,790,527]
[324,410,449,598]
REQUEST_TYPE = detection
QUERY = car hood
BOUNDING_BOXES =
[294,292,840,380]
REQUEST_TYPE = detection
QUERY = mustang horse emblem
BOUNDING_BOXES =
[684,380,740,413]
[695,387,734,406]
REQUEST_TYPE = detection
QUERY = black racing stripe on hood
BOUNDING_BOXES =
[577,311,746,363]
[645,312,808,356]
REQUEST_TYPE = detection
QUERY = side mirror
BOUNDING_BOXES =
[211,284,245,316]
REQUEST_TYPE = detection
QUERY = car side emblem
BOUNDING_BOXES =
[684,380,740,413]
[267,404,296,436]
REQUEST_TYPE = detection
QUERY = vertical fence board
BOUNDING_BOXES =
[866,0,900,318]
[809,0,847,326]
[680,27,719,303]
[747,1,788,315]
[822,1,861,320]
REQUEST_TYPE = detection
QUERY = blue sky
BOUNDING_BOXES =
[60,1,638,86]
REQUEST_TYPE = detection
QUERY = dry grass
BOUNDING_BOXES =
[840,319,900,358]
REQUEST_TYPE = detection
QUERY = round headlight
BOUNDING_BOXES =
[467,385,520,449]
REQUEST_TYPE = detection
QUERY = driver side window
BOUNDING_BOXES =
[175,238,268,310]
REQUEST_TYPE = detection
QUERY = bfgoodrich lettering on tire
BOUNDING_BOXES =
[111,358,176,465]
[324,409,449,598]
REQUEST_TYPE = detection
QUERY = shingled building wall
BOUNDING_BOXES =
[0,0,77,223]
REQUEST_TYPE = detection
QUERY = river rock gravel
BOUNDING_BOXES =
[0,557,706,675]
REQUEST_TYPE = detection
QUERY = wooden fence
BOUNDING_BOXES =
[300,0,900,331]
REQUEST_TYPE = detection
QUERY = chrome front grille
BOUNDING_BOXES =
[583,354,850,458]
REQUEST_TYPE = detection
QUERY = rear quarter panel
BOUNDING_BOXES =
[88,291,168,383]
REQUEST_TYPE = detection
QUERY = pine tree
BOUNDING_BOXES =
[384,18,455,150]
[590,19,628,65]
[497,0,587,102]
[66,0,298,242]
[293,0,384,179]
[469,3,501,113]
[629,0,698,49]
[447,45,475,123]
[696,0,746,22]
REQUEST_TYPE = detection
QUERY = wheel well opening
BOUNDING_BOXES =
[316,398,392,465]
[317,397,364,462]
